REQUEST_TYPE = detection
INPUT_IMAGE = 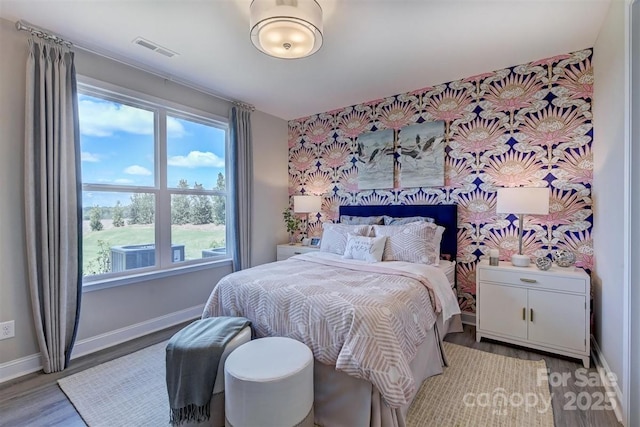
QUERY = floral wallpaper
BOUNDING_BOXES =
[287,49,593,313]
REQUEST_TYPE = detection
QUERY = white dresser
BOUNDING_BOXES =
[476,260,590,368]
[276,244,319,261]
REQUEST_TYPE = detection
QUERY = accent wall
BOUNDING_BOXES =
[288,49,593,313]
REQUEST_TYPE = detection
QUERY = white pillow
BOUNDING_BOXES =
[320,223,371,255]
[372,222,445,266]
[342,234,387,263]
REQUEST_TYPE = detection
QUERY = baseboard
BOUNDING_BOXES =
[591,335,625,424]
[72,305,203,359]
[0,353,42,384]
[0,304,202,385]
[461,312,476,326]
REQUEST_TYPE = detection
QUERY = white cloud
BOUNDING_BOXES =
[81,151,100,162]
[167,117,186,138]
[167,151,224,168]
[78,98,185,138]
[114,178,134,184]
[124,165,152,176]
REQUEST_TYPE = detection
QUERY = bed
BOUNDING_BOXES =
[202,205,462,427]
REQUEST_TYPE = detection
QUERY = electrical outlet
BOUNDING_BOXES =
[0,321,15,340]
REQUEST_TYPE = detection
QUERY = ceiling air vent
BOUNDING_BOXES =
[132,37,178,58]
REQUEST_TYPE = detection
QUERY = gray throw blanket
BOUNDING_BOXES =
[166,317,251,426]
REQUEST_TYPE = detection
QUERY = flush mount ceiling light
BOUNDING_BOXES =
[250,0,323,59]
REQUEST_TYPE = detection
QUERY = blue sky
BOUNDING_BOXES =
[79,94,226,207]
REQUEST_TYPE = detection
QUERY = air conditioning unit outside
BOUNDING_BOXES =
[110,244,185,272]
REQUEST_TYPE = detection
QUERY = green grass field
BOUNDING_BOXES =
[82,222,226,275]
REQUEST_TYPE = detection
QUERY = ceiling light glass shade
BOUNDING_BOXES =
[250,0,323,59]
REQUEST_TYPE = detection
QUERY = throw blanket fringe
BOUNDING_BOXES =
[170,403,210,426]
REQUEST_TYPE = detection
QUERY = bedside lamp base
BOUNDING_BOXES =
[511,254,530,267]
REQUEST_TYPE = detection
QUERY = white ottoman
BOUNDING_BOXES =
[224,337,314,427]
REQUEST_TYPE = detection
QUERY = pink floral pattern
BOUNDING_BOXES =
[426,87,474,124]
[290,146,316,171]
[378,99,416,130]
[288,49,593,313]
[557,57,593,101]
[485,151,541,186]
[321,141,352,168]
[337,107,373,138]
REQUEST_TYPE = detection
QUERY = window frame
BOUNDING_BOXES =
[78,76,233,289]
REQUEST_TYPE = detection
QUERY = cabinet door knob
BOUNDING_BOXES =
[522,307,526,321]
[530,308,534,322]
[520,278,537,283]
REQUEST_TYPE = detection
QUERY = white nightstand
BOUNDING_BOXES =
[476,260,591,368]
[276,244,319,261]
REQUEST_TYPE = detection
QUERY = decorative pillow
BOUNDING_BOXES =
[372,222,445,265]
[383,215,435,225]
[342,234,387,263]
[320,224,371,255]
[339,215,384,225]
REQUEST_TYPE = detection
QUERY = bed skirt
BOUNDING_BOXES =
[313,314,463,427]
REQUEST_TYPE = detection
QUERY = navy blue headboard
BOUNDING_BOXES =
[338,204,458,261]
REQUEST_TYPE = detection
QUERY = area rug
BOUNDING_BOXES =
[59,341,554,427]
[407,343,554,427]
[58,341,168,427]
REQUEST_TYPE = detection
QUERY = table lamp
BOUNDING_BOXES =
[496,187,550,267]
[293,195,322,240]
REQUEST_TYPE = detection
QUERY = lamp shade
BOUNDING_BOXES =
[250,0,323,59]
[496,187,550,215]
[293,195,322,213]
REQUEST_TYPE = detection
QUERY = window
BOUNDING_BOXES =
[78,82,230,283]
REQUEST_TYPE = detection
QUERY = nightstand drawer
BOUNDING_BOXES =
[478,268,586,294]
[276,244,319,261]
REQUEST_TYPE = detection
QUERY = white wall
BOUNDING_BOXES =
[629,2,639,424]
[0,17,288,377]
[592,0,627,416]
[251,110,290,266]
[0,17,35,364]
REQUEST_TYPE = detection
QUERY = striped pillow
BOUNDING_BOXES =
[372,222,445,265]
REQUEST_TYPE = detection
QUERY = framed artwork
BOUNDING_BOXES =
[356,129,395,190]
[310,237,321,247]
[398,121,445,187]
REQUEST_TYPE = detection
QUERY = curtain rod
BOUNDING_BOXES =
[14,19,255,111]
[16,20,72,47]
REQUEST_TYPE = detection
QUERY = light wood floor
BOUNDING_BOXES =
[0,323,621,427]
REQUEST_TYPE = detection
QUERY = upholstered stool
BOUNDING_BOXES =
[224,337,314,427]
[182,325,252,427]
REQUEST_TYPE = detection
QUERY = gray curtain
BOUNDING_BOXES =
[229,105,253,270]
[24,38,82,373]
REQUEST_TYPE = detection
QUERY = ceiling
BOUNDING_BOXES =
[0,0,611,120]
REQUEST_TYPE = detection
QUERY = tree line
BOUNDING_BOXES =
[88,173,226,231]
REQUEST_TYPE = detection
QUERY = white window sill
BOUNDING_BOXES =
[82,258,234,292]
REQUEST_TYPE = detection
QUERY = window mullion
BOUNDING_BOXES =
[157,109,171,269]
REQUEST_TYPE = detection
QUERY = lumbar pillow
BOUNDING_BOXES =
[319,223,371,255]
[342,234,387,263]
